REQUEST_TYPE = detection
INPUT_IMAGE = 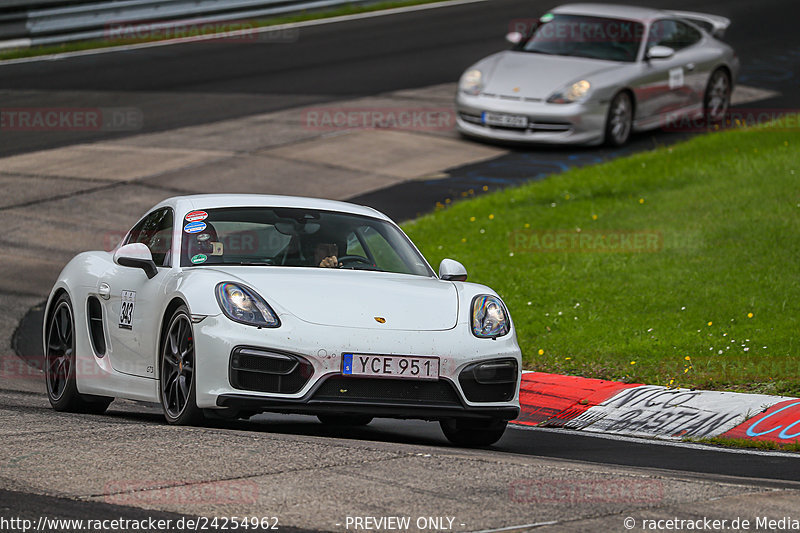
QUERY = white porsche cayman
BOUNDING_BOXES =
[44,195,521,446]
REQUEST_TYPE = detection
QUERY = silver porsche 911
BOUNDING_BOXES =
[456,3,739,146]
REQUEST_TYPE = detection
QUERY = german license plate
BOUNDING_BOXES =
[482,112,528,128]
[342,354,440,380]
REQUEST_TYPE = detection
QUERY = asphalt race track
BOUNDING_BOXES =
[2,0,800,530]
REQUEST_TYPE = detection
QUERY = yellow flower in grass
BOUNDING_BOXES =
[707,321,713,326]
[482,185,489,191]
[592,214,598,220]
[538,349,544,355]
[684,356,691,361]
[489,214,495,220]
[469,216,476,222]
[747,312,754,318]
[524,223,530,228]
[630,361,636,365]
[639,198,645,204]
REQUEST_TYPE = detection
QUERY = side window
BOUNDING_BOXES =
[345,232,367,257]
[359,226,409,274]
[648,20,701,52]
[126,208,173,267]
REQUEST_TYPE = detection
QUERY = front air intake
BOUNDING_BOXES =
[458,359,518,403]
[229,347,312,394]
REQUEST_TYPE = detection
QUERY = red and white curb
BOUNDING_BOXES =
[512,371,800,445]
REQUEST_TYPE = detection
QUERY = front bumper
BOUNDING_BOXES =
[193,314,522,420]
[455,91,607,145]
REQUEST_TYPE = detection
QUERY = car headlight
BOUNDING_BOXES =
[215,282,280,328]
[547,79,591,104]
[471,295,510,338]
[459,69,483,95]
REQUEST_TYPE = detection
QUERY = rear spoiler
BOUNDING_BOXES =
[665,11,731,39]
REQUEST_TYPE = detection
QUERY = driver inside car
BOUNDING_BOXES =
[296,230,346,268]
[315,243,339,268]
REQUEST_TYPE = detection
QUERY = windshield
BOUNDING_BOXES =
[179,207,433,276]
[520,14,644,62]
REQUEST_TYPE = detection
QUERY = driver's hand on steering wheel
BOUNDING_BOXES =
[319,255,339,268]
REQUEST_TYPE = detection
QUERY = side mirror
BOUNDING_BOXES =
[505,31,523,45]
[439,258,468,281]
[646,45,675,60]
[114,243,158,279]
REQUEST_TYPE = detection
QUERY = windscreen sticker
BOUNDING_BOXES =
[185,210,208,222]
[540,13,554,22]
[191,254,208,264]
[119,290,135,330]
[184,221,207,234]
[669,67,685,89]
[211,242,224,256]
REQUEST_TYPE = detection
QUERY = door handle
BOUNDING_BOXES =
[99,282,111,300]
[685,63,696,72]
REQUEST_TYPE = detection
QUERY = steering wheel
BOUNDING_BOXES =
[336,255,378,269]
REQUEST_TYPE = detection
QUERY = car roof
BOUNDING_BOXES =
[551,3,668,22]
[149,194,392,222]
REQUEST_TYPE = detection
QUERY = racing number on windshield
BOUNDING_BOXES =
[119,290,136,330]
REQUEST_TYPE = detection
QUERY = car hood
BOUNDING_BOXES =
[204,267,459,331]
[481,51,622,100]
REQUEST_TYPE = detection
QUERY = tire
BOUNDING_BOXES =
[159,305,204,425]
[704,68,731,124]
[440,418,508,447]
[45,294,113,414]
[604,91,633,146]
[317,414,373,426]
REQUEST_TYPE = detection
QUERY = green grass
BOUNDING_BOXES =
[0,0,448,61]
[403,120,800,395]
[687,436,800,453]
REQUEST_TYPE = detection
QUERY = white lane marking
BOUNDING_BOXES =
[731,85,781,105]
[466,521,559,533]
[0,0,489,66]
[509,424,800,459]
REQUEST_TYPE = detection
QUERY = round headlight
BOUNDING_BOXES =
[460,69,483,96]
[547,79,591,104]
